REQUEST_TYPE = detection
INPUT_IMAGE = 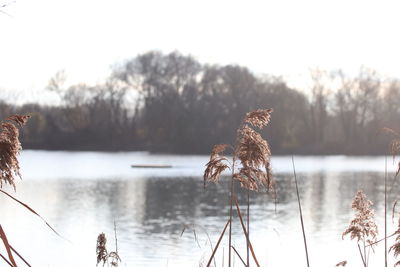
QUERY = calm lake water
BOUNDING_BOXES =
[0,151,399,266]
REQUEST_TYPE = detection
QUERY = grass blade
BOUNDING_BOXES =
[385,155,388,267]
[0,189,60,237]
[10,245,31,267]
[0,225,17,267]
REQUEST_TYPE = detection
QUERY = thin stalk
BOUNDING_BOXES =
[363,239,367,267]
[10,245,32,267]
[222,247,224,267]
[229,156,236,267]
[385,155,388,267]
[292,156,310,267]
[247,189,250,267]
[0,253,13,267]
[206,219,230,267]
[367,232,396,246]
[358,243,367,267]
[234,197,261,267]
[114,220,118,253]
[232,246,248,267]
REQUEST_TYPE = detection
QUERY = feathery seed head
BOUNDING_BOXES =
[96,233,108,266]
[244,109,273,129]
[390,214,400,266]
[342,191,377,246]
[0,115,30,190]
[203,144,230,187]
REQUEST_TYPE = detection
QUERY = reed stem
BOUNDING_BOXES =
[229,156,236,267]
[292,156,310,267]
[358,243,367,267]
[385,155,388,267]
[247,189,250,267]
[206,219,230,267]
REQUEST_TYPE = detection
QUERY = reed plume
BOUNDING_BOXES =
[389,213,400,266]
[203,108,273,267]
[96,232,121,267]
[335,260,347,266]
[235,109,273,192]
[204,109,273,192]
[203,144,230,187]
[343,190,377,266]
[96,233,108,266]
[0,115,30,190]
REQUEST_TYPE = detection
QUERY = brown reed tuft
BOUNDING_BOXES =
[234,109,273,192]
[108,251,121,267]
[335,260,347,266]
[390,214,400,266]
[343,190,377,267]
[203,144,230,187]
[243,109,272,129]
[0,115,30,190]
[203,108,273,267]
[343,190,378,245]
[96,233,108,266]
[96,232,121,267]
[203,109,273,192]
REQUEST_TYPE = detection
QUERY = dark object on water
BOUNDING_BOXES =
[131,164,172,168]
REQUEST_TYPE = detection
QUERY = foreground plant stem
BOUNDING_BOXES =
[234,196,261,267]
[229,155,236,267]
[358,243,367,267]
[247,189,250,267]
[292,156,310,267]
[385,155,388,267]
[206,219,230,267]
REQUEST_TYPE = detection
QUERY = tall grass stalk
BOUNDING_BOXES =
[206,219,230,267]
[204,109,273,267]
[292,156,310,267]
[234,196,260,267]
[385,155,388,267]
[228,156,236,267]
[247,190,250,267]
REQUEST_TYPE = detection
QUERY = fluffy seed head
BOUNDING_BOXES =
[244,109,273,129]
[0,115,30,190]
[342,191,377,246]
[390,213,400,266]
[96,233,108,266]
[203,144,230,187]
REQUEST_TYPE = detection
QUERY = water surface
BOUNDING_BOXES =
[0,151,398,266]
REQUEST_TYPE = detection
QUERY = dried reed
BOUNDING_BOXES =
[292,156,310,267]
[203,108,273,267]
[0,115,30,190]
[389,213,400,266]
[343,190,378,267]
[96,233,108,266]
[96,232,121,267]
[335,260,347,266]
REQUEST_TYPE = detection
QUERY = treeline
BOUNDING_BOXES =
[2,51,400,154]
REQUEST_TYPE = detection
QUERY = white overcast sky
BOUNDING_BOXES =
[1,0,400,102]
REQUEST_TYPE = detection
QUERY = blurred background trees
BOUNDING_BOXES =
[3,51,399,154]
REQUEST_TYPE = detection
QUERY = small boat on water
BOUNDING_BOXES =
[131,164,172,168]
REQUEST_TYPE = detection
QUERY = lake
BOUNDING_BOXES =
[0,151,398,266]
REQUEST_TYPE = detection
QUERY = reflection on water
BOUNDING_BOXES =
[0,170,398,266]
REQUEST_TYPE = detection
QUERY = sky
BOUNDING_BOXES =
[1,0,400,103]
